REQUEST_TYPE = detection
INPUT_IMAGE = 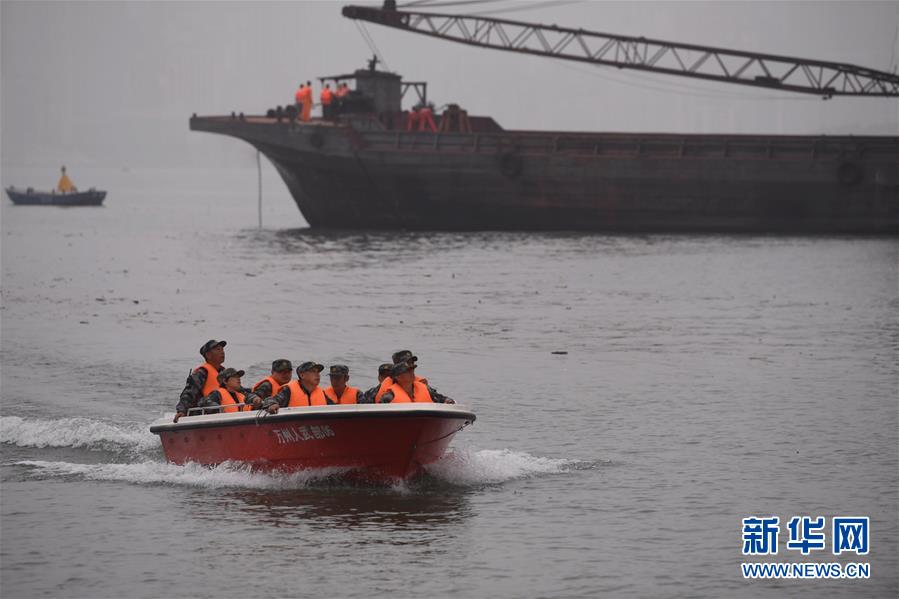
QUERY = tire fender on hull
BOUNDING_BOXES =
[497,151,523,179]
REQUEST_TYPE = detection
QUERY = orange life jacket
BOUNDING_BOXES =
[336,86,349,98]
[374,375,426,402]
[253,376,284,398]
[323,386,360,405]
[283,380,327,407]
[320,88,333,105]
[300,86,313,103]
[383,381,433,403]
[295,88,304,104]
[214,388,248,413]
[195,363,221,397]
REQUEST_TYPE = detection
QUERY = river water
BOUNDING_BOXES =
[1,167,897,598]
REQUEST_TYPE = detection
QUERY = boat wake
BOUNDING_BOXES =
[424,448,578,485]
[10,459,348,489]
[0,415,158,454]
[3,415,583,489]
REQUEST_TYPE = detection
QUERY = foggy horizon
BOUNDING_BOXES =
[2,0,898,172]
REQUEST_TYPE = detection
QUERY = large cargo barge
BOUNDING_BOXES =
[191,67,898,233]
[192,2,899,234]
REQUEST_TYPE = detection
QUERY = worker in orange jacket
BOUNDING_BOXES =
[291,83,306,118]
[301,80,313,122]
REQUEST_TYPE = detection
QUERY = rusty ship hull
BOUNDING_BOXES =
[191,115,898,233]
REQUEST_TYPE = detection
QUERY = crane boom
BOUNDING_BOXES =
[342,3,899,98]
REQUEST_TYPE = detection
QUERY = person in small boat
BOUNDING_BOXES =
[372,349,430,403]
[252,359,293,400]
[198,368,268,414]
[361,363,394,403]
[378,362,454,404]
[323,364,361,404]
[174,339,227,422]
[263,361,327,411]
[57,166,77,193]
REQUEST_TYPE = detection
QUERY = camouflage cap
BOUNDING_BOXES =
[391,350,418,365]
[391,362,416,377]
[297,361,324,374]
[329,364,350,376]
[378,363,394,376]
[271,359,293,373]
[217,367,244,385]
[200,339,226,357]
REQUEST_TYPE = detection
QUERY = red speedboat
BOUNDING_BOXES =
[149,403,476,481]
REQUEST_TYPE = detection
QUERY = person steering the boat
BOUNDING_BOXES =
[252,359,293,400]
[262,361,327,412]
[378,362,455,404]
[372,350,430,403]
[198,368,270,414]
[323,364,361,404]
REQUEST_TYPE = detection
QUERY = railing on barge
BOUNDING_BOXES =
[354,129,899,162]
[191,114,899,163]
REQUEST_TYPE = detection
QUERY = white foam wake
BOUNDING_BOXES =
[9,448,578,490]
[426,448,577,484]
[0,416,158,453]
[12,459,347,489]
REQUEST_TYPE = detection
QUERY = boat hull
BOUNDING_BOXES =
[6,187,106,206]
[149,404,476,481]
[191,115,899,233]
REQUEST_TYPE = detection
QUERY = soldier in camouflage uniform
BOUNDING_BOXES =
[173,340,261,421]
[378,362,455,404]
[174,340,226,422]
[198,368,270,414]
[360,363,394,404]
[252,359,293,400]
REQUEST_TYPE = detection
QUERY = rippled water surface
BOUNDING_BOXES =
[1,168,897,598]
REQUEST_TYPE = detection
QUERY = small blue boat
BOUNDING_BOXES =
[5,166,106,206]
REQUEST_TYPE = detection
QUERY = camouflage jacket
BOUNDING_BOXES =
[252,380,276,401]
[359,385,380,404]
[175,366,221,415]
[175,366,255,415]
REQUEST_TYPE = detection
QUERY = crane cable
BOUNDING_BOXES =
[354,20,391,72]
[890,8,899,74]
[468,0,586,17]
[401,0,582,12]
[400,0,505,7]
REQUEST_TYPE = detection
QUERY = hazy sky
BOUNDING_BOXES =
[2,0,898,169]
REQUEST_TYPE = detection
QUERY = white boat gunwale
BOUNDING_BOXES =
[149,403,476,434]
